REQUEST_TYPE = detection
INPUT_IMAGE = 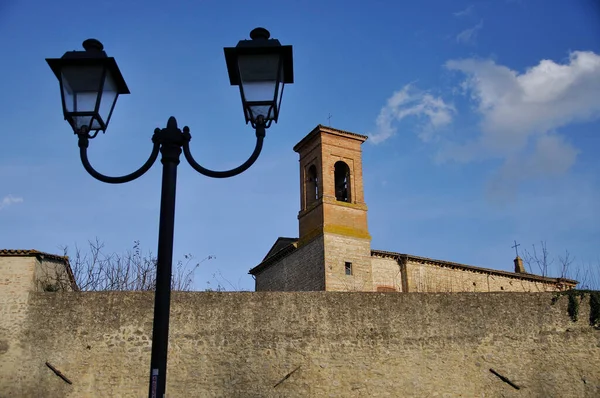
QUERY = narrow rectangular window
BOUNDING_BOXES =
[345,262,352,275]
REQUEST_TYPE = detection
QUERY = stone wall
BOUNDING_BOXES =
[1,291,599,397]
[371,257,403,291]
[405,259,563,292]
[254,237,325,291]
[34,257,75,292]
[323,234,373,292]
[0,256,36,389]
[257,247,566,293]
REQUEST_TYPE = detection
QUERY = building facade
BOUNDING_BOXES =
[249,125,577,292]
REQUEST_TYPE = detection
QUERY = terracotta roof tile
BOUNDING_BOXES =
[248,241,577,287]
[293,125,368,152]
[0,249,69,263]
[371,249,578,286]
[1,249,78,290]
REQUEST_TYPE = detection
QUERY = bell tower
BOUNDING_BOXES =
[293,125,373,291]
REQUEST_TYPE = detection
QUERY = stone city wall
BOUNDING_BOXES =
[1,290,599,397]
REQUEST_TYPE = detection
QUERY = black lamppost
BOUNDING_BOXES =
[46,28,293,398]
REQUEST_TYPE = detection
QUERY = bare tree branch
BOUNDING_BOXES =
[521,241,598,290]
[56,239,214,291]
[522,241,553,277]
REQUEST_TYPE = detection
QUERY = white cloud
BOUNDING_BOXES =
[485,134,580,201]
[369,84,455,144]
[456,20,483,45]
[453,5,474,17]
[0,194,23,210]
[441,51,600,194]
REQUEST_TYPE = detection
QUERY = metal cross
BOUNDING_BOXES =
[327,113,333,126]
[511,240,521,258]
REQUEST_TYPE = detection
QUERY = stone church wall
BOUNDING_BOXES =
[1,291,599,397]
[405,259,563,292]
[254,237,325,291]
[323,234,373,291]
[371,257,403,291]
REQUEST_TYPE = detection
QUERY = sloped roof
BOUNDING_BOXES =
[0,249,78,290]
[371,249,578,286]
[293,124,368,153]
[249,240,577,287]
[250,238,298,275]
[262,237,298,262]
[1,249,68,262]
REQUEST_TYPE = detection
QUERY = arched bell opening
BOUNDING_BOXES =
[306,164,319,206]
[334,161,351,202]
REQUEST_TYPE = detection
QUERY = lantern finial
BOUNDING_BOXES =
[250,28,270,41]
[82,39,104,52]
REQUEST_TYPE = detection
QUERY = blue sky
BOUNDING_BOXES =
[1,0,599,290]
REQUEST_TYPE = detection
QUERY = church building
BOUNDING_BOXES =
[249,125,577,292]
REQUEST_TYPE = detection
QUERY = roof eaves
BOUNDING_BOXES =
[262,237,299,262]
[293,125,368,153]
[249,241,298,275]
[0,249,69,263]
[371,249,578,286]
[0,249,79,291]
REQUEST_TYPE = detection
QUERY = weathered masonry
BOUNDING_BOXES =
[249,125,577,292]
[0,253,599,397]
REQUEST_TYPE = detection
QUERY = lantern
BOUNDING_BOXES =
[46,39,129,136]
[224,28,294,128]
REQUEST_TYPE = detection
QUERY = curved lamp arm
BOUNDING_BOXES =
[78,134,160,184]
[182,124,265,179]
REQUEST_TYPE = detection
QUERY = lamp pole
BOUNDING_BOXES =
[47,29,293,398]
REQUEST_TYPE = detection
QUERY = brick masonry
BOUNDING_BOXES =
[295,125,370,243]
[254,125,573,293]
[1,253,598,397]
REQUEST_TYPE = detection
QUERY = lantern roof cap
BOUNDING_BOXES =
[224,28,294,86]
[45,39,130,95]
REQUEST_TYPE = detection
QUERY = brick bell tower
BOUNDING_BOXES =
[293,125,373,291]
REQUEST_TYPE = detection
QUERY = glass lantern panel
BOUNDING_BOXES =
[98,71,118,127]
[238,54,279,98]
[238,53,280,84]
[61,66,104,130]
[275,79,285,119]
[70,115,104,131]
[61,66,104,113]
[247,103,273,120]
[72,115,95,130]
[241,81,277,104]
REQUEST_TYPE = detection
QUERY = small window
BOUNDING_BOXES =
[345,262,352,275]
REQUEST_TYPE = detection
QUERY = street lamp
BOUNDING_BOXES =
[46,28,293,398]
